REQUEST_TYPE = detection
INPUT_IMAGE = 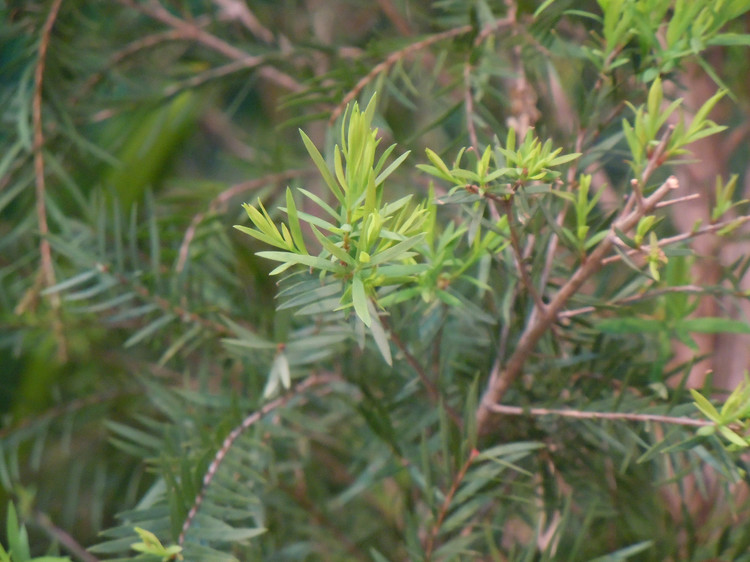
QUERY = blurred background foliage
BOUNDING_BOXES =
[2,0,750,560]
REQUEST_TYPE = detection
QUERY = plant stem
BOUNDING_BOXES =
[476,176,680,435]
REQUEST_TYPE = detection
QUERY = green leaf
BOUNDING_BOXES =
[680,318,750,334]
[596,317,663,334]
[368,234,425,266]
[718,425,749,448]
[256,251,344,273]
[367,299,392,365]
[311,225,355,265]
[533,0,557,18]
[547,152,581,167]
[300,129,344,202]
[284,188,307,253]
[709,33,750,47]
[297,187,343,222]
[7,503,31,562]
[352,273,371,326]
[375,150,410,186]
[423,148,454,181]
[690,389,720,421]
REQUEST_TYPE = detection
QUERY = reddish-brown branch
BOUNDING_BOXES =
[601,214,750,267]
[386,318,464,428]
[486,403,711,427]
[463,61,479,152]
[501,197,548,315]
[116,0,302,92]
[424,448,480,559]
[212,0,274,43]
[329,25,473,125]
[102,265,235,335]
[559,284,712,319]
[476,176,680,434]
[33,0,66,359]
[376,0,414,36]
[34,511,100,562]
[178,373,341,545]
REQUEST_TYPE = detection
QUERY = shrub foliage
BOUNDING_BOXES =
[3,1,750,560]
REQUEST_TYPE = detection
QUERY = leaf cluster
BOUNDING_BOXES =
[3,1,750,561]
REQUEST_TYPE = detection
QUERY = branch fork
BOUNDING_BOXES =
[476,175,680,434]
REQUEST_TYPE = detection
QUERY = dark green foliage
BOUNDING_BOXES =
[3,1,750,560]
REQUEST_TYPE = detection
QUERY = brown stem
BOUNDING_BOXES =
[386,318,464,428]
[211,0,274,43]
[33,511,100,562]
[464,60,479,152]
[179,373,341,544]
[476,176,680,435]
[424,448,480,559]
[559,284,713,319]
[486,403,711,427]
[376,0,414,36]
[34,0,66,361]
[329,25,473,125]
[116,0,301,92]
[601,214,750,267]
[500,197,547,314]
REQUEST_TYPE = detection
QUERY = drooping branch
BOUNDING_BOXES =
[178,372,342,545]
[33,0,66,360]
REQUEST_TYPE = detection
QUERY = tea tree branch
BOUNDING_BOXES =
[33,0,66,360]
[179,373,341,545]
[476,176,680,434]
[487,403,710,427]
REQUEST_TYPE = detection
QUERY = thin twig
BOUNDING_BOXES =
[476,176,680,434]
[212,0,274,43]
[178,373,341,545]
[176,169,313,272]
[463,60,479,152]
[387,319,464,428]
[33,511,100,562]
[117,0,302,92]
[33,0,66,360]
[424,448,480,559]
[121,0,252,60]
[162,57,265,96]
[95,264,238,335]
[475,188,547,315]
[601,214,750,267]
[486,403,711,427]
[559,284,710,319]
[474,10,516,46]
[329,25,473,125]
[503,197,547,314]
[654,192,701,208]
[376,0,414,36]
[72,29,186,105]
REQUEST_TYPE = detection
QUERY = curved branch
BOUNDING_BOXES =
[476,176,680,434]
[178,373,342,545]
[33,0,66,359]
